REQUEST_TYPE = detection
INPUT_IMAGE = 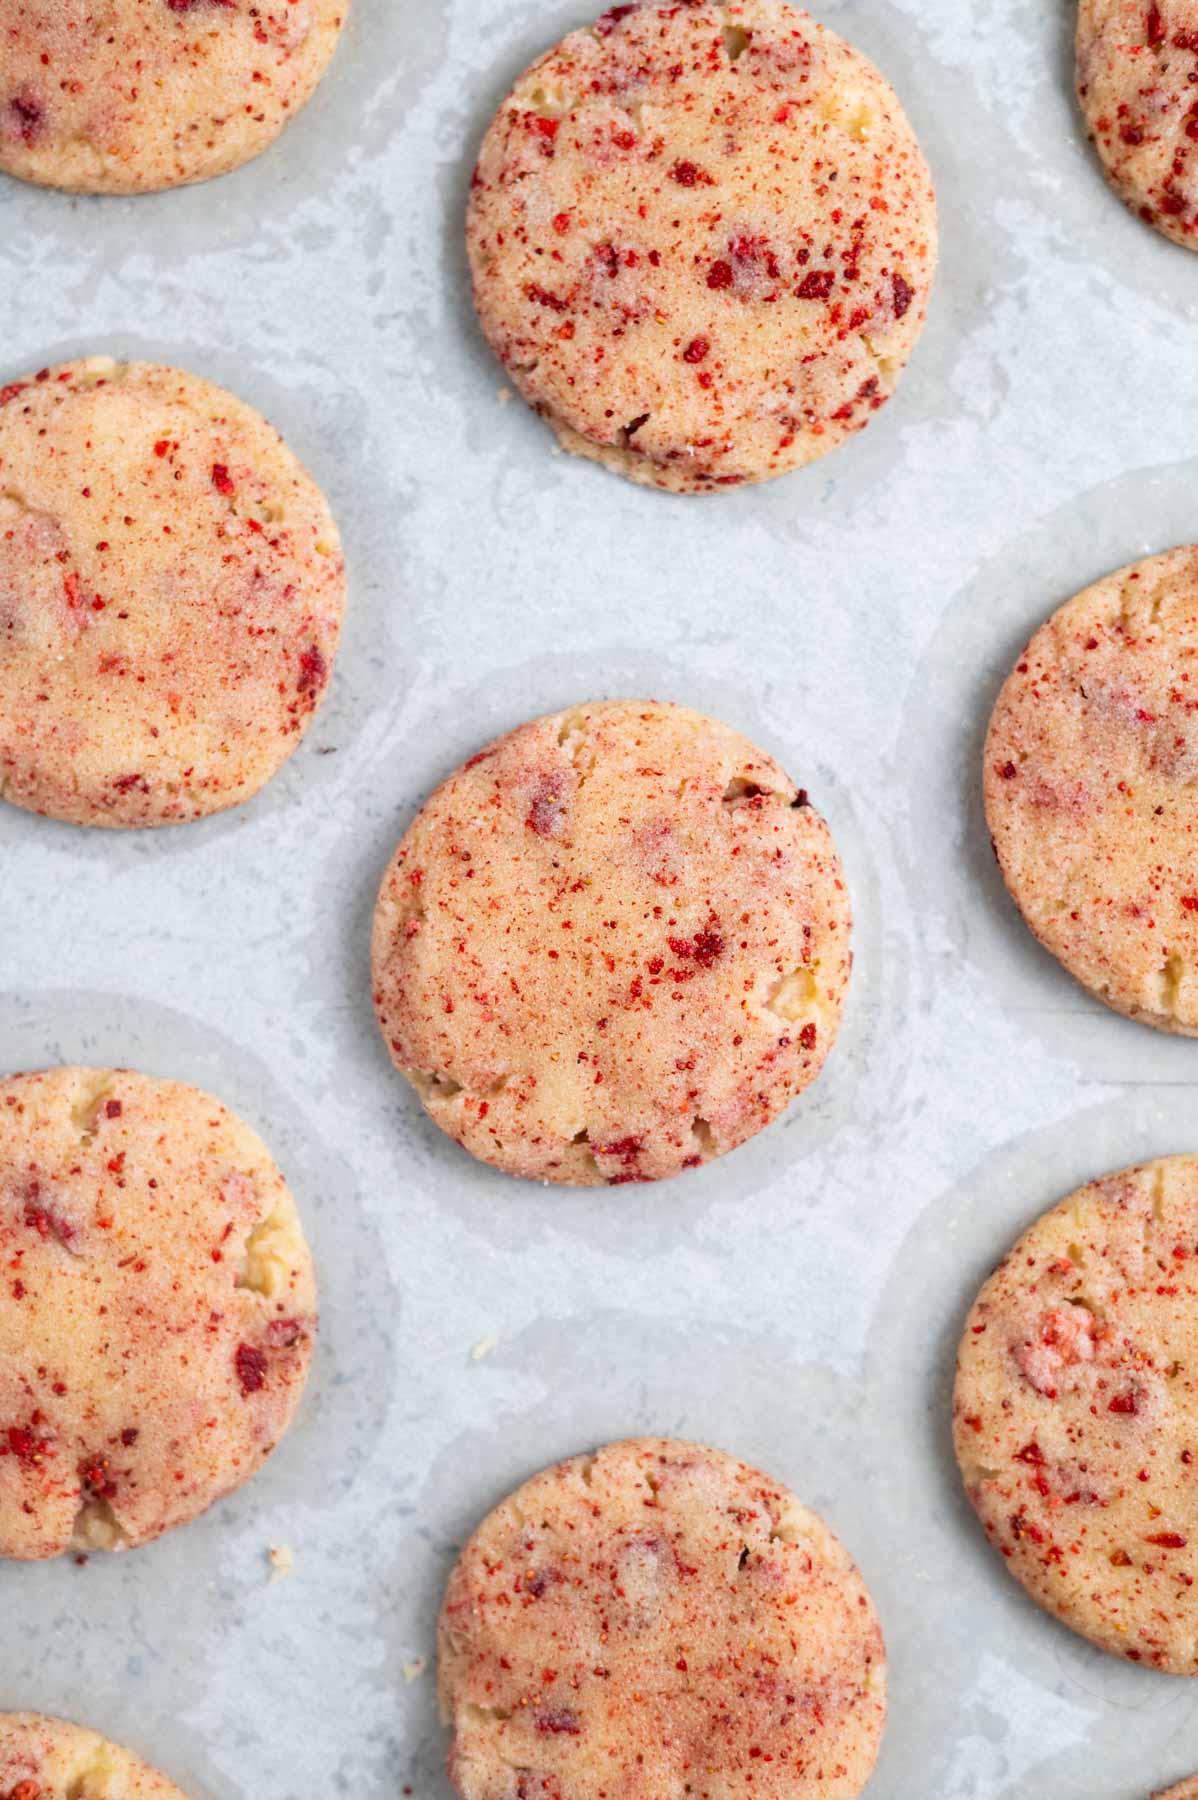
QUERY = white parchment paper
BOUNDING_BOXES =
[2,2,1198,1797]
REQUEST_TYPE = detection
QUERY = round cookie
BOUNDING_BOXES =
[466,0,937,493]
[372,700,851,1185]
[1157,1785,1198,1799]
[1076,0,1198,249]
[0,357,344,828]
[0,0,348,195]
[439,1438,887,1800]
[0,1066,316,1559]
[0,1716,189,1800]
[954,1155,1198,1673]
[985,548,1198,1035]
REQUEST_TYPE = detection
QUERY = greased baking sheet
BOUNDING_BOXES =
[2,0,1197,1796]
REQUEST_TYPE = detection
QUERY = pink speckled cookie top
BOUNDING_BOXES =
[985,548,1198,1034]
[1077,0,1198,248]
[0,0,348,194]
[0,1715,189,1800]
[439,1439,886,1800]
[371,701,851,1185]
[0,358,344,829]
[1158,1784,1198,1799]
[467,0,936,491]
[954,1156,1198,1673]
[0,1067,316,1560]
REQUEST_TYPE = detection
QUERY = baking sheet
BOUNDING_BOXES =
[3,0,1198,1795]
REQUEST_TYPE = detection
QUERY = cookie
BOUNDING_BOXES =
[439,1438,886,1800]
[985,548,1198,1034]
[1076,0,1198,249]
[372,700,851,1185]
[0,1715,188,1800]
[467,0,936,493]
[1157,1785,1198,1799]
[0,0,348,194]
[953,1155,1198,1672]
[0,1066,316,1559]
[0,358,344,829]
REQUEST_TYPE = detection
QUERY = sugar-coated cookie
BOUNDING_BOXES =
[439,1438,886,1800]
[954,1156,1198,1672]
[0,357,344,829]
[0,0,348,194]
[0,1066,316,1559]
[0,1715,188,1800]
[1077,0,1198,248]
[1157,1784,1198,1799]
[985,548,1198,1034]
[372,700,851,1185]
[467,0,936,492]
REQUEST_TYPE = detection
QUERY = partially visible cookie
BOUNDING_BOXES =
[439,1438,886,1800]
[372,700,851,1184]
[0,358,344,828]
[985,548,1198,1034]
[0,1715,188,1800]
[954,1156,1198,1673]
[1076,0,1198,248]
[1157,1784,1198,1799]
[0,0,349,194]
[0,1066,316,1559]
[467,0,936,491]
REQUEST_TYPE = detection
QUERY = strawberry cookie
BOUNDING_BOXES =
[372,700,851,1185]
[466,0,937,492]
[1077,1,1198,248]
[0,357,345,828]
[1158,1785,1198,1798]
[439,1439,887,1800]
[0,0,348,194]
[954,1156,1198,1672]
[0,1716,189,1800]
[985,548,1198,1034]
[0,1066,316,1559]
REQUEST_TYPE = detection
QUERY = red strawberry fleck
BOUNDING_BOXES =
[535,1707,581,1734]
[235,1344,268,1395]
[892,273,914,318]
[297,644,327,697]
[683,337,710,364]
[211,463,235,497]
[706,260,734,289]
[797,270,835,301]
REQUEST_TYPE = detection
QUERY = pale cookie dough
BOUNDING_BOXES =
[439,1439,887,1800]
[0,357,345,828]
[372,700,851,1185]
[985,548,1198,1034]
[954,1155,1198,1673]
[0,1066,316,1559]
[1077,0,1198,249]
[467,0,937,492]
[0,0,348,194]
[0,1715,188,1800]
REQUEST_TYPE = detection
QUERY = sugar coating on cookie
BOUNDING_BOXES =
[439,1438,886,1800]
[372,701,851,1185]
[1076,0,1198,249]
[985,548,1198,1034]
[0,1715,189,1800]
[467,0,937,492]
[0,1067,316,1559]
[0,358,345,829]
[0,0,348,194]
[954,1156,1198,1673]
